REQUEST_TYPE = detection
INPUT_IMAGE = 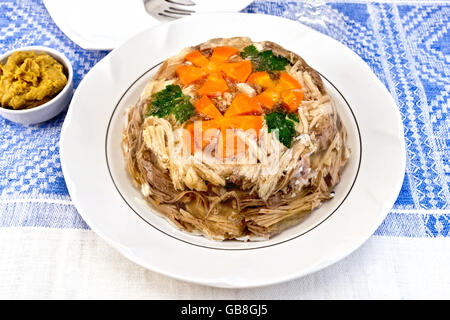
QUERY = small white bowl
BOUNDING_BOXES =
[0,46,73,125]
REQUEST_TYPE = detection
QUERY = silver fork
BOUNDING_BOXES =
[144,0,196,21]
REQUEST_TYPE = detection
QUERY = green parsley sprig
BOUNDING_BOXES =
[240,45,290,73]
[265,111,298,148]
[146,85,195,124]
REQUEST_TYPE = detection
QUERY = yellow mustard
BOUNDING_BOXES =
[0,51,68,110]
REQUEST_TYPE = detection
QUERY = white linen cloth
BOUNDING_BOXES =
[0,227,448,299]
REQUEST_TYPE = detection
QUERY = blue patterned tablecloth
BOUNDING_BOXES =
[1,0,447,236]
[0,0,448,298]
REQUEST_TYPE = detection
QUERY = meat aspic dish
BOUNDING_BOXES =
[122,37,350,241]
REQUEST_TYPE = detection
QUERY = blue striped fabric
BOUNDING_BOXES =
[0,0,448,237]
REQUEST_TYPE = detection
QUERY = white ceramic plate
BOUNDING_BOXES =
[60,13,405,288]
[43,0,254,50]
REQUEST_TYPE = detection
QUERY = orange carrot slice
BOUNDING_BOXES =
[176,65,207,85]
[247,71,302,111]
[254,89,279,109]
[227,115,263,137]
[247,71,274,88]
[278,72,302,91]
[185,50,210,67]
[186,120,221,152]
[220,60,252,82]
[198,71,228,96]
[224,93,262,117]
[210,46,239,63]
[183,123,195,153]
[281,89,304,112]
[195,96,223,120]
